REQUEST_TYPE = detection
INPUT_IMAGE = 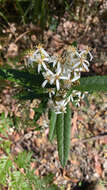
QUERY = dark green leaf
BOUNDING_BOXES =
[56,104,71,167]
[67,76,107,98]
[76,76,107,92]
[49,110,57,141]
[63,104,71,166]
[56,113,64,167]
[71,41,77,47]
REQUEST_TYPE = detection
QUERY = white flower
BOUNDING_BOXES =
[34,51,49,72]
[42,69,54,88]
[67,93,74,102]
[28,56,35,66]
[68,90,88,107]
[42,62,69,91]
[54,99,68,114]
[88,50,93,61]
[27,51,48,72]
[39,48,49,57]
[27,50,37,66]
[64,57,79,73]
[65,47,91,72]
[47,88,55,98]
[35,44,49,56]
[48,56,58,67]
[28,46,50,73]
[37,59,48,73]
[80,47,93,61]
[54,62,62,90]
[71,61,81,70]
[77,52,90,71]
[71,71,80,82]
[54,62,71,91]
[68,46,79,57]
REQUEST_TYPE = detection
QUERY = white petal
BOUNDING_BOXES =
[53,60,57,67]
[56,62,61,74]
[70,95,74,102]
[79,50,86,56]
[50,78,55,84]
[60,74,70,80]
[34,53,41,59]
[41,48,49,57]
[84,59,89,66]
[72,62,81,69]
[88,51,93,61]
[28,59,34,66]
[75,51,80,57]
[43,58,50,62]
[71,75,80,82]
[47,69,54,75]
[55,111,63,114]
[42,62,48,70]
[49,92,52,98]
[34,49,39,54]
[83,62,89,71]
[56,80,60,91]
[38,64,41,73]
[42,80,48,88]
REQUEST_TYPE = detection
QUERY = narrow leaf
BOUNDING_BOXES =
[0,12,8,24]
[67,75,107,98]
[63,104,71,166]
[75,76,107,92]
[56,113,64,167]
[56,104,71,167]
[49,110,57,141]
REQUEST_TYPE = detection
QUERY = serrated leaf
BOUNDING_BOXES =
[49,110,57,141]
[56,104,71,167]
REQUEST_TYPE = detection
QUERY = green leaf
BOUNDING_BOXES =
[0,69,7,78]
[71,41,77,47]
[41,173,55,185]
[56,113,64,167]
[67,76,107,98]
[49,110,57,141]
[56,104,71,167]
[75,76,107,92]
[47,184,60,190]
[0,11,8,23]
[15,151,32,169]
[63,104,71,166]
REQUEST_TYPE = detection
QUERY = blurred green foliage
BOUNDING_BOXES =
[0,0,69,28]
[0,0,104,30]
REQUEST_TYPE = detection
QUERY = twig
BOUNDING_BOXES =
[71,134,107,144]
[14,30,30,43]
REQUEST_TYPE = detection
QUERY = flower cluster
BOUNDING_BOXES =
[27,45,93,114]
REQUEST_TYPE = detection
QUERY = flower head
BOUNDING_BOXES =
[47,88,55,98]
[27,44,92,114]
[42,69,54,88]
[54,99,68,114]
